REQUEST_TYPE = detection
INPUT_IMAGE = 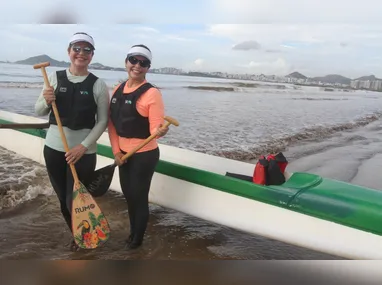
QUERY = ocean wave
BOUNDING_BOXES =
[203,112,382,161]
[184,82,288,92]
[0,82,43,89]
[185,86,236,92]
[0,81,118,90]
[0,147,53,210]
[0,73,41,78]
[231,82,287,90]
[290,98,349,101]
[0,80,286,92]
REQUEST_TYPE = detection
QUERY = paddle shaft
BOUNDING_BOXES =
[39,66,80,185]
[119,120,173,162]
[86,116,179,197]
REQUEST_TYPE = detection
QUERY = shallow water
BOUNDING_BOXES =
[1,63,382,161]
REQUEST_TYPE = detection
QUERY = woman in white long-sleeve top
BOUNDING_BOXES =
[34,32,109,251]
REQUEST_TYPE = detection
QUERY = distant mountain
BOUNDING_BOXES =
[355,75,382,81]
[7,55,382,85]
[88,62,124,71]
[15,54,70,67]
[285,71,377,85]
[286,72,307,79]
[13,55,125,71]
[310,74,351,85]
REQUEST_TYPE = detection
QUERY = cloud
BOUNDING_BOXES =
[133,26,160,34]
[208,24,375,47]
[232,40,261,51]
[164,35,197,42]
[1,22,382,78]
[0,0,216,24]
[4,1,382,78]
[245,58,292,75]
[210,0,382,23]
[340,42,348,48]
[280,44,296,49]
[194,58,204,66]
[206,23,382,77]
[38,10,80,24]
[265,49,281,53]
[183,58,205,72]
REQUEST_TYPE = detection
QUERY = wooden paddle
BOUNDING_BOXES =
[87,116,179,197]
[0,122,50,129]
[33,62,111,249]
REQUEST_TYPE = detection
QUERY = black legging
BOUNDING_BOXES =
[43,145,97,232]
[119,147,159,243]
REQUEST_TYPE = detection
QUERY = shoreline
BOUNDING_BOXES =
[283,118,382,190]
[1,62,379,93]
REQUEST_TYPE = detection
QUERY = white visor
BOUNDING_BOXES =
[69,33,95,50]
[126,46,152,62]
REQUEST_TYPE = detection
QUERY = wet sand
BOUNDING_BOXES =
[0,176,344,260]
[284,118,382,190]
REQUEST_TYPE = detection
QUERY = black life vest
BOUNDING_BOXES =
[109,81,154,139]
[253,152,288,185]
[49,70,98,130]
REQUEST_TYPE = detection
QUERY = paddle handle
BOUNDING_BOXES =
[35,63,80,184]
[120,116,179,161]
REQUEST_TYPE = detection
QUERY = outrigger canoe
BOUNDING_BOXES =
[1,110,382,260]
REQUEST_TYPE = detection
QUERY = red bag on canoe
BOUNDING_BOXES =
[253,152,288,185]
[252,155,269,185]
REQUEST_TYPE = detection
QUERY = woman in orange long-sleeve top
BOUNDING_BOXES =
[108,44,169,249]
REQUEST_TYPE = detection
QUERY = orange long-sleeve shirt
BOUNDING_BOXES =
[107,80,165,155]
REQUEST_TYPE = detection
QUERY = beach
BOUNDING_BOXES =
[1,62,382,259]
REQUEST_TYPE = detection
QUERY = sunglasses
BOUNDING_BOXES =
[72,45,93,55]
[128,56,150,68]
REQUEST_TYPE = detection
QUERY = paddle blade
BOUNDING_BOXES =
[87,164,116,197]
[72,181,111,249]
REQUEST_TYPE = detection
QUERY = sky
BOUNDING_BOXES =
[1,0,382,79]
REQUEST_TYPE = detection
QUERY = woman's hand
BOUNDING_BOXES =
[114,152,125,166]
[154,124,169,138]
[65,144,87,164]
[43,87,56,105]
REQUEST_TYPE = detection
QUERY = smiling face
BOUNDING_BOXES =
[67,41,94,69]
[125,55,150,81]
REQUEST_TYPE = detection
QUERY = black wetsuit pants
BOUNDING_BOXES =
[119,147,160,243]
[43,145,97,232]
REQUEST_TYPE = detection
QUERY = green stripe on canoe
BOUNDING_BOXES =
[1,118,382,236]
